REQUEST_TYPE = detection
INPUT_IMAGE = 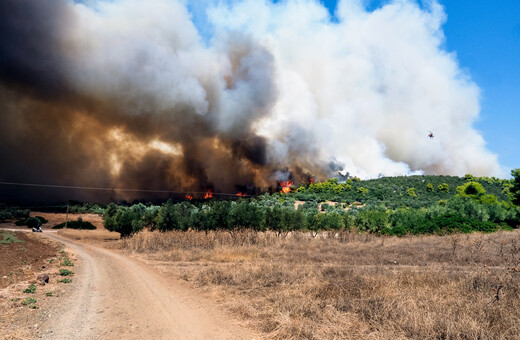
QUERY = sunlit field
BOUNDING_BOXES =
[120,229,520,339]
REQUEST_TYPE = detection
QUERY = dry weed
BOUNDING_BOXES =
[120,229,520,339]
[58,228,120,241]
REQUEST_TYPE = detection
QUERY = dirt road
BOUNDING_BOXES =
[37,233,256,340]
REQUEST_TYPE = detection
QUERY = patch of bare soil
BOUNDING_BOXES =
[0,231,58,289]
[0,230,70,340]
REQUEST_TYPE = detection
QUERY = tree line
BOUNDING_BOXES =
[101,170,520,237]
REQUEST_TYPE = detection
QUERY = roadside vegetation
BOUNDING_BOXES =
[100,171,520,237]
[52,217,96,230]
[0,205,29,222]
[15,216,48,228]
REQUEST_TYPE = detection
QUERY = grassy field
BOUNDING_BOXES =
[119,229,520,339]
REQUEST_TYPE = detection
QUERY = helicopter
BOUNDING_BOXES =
[428,131,434,139]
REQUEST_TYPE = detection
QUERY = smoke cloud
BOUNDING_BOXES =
[0,0,502,202]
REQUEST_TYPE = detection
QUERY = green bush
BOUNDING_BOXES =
[156,200,180,231]
[61,258,74,267]
[355,209,388,233]
[59,269,74,276]
[438,183,450,193]
[406,187,417,197]
[52,219,96,230]
[231,200,265,230]
[456,181,486,198]
[21,297,37,306]
[23,284,36,294]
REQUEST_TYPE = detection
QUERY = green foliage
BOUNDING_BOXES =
[206,200,233,230]
[480,194,499,205]
[231,200,265,230]
[156,200,180,232]
[438,183,450,193]
[0,206,30,221]
[21,297,37,306]
[355,209,388,234]
[406,187,417,197]
[58,278,72,283]
[265,205,305,234]
[456,181,486,198]
[511,169,520,206]
[316,212,344,230]
[290,174,509,208]
[16,216,45,228]
[100,174,518,237]
[59,269,74,276]
[464,174,476,182]
[357,187,368,196]
[61,258,74,267]
[103,203,151,236]
[52,219,96,230]
[69,202,105,215]
[23,284,36,294]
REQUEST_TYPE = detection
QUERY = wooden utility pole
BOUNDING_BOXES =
[64,203,69,229]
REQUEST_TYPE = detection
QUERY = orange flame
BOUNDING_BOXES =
[236,192,247,197]
[204,190,213,199]
[185,195,193,200]
[279,180,293,194]
[309,177,314,184]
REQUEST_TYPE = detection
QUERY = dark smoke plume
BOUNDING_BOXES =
[0,0,501,203]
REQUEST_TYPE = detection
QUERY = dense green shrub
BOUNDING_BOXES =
[355,209,388,234]
[69,203,105,215]
[156,200,180,232]
[102,204,145,236]
[456,181,486,198]
[52,219,96,230]
[438,183,450,193]
[0,206,30,221]
[511,169,520,206]
[14,215,47,227]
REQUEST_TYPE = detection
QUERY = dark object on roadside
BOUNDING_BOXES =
[37,273,49,286]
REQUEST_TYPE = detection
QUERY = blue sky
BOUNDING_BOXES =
[321,0,520,173]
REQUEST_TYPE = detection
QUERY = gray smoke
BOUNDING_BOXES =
[0,0,502,202]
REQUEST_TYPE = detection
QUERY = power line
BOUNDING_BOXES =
[0,181,255,197]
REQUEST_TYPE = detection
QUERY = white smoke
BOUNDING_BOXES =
[63,0,501,179]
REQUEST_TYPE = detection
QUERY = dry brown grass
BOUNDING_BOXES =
[120,230,520,339]
[58,228,120,241]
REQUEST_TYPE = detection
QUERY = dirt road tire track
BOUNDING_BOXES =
[38,233,255,340]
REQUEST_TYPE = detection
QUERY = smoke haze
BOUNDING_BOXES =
[0,0,502,202]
